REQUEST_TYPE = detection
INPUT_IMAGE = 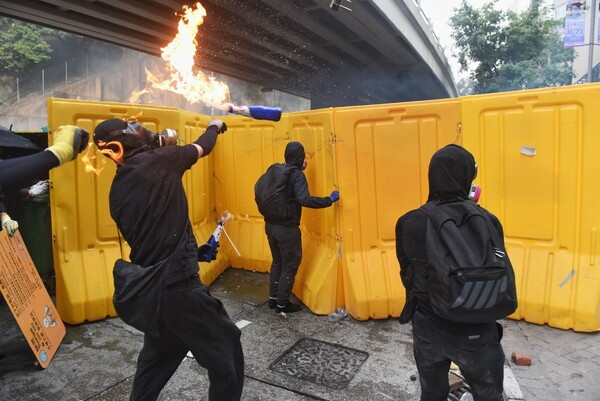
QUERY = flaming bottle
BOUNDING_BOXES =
[225,104,282,121]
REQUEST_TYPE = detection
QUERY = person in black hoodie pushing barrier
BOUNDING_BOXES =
[396,144,515,401]
[258,141,339,315]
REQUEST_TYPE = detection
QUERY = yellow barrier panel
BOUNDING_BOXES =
[334,99,462,320]
[288,110,342,314]
[213,109,343,314]
[47,99,228,324]
[461,83,600,332]
[213,114,289,273]
[47,83,600,332]
[178,110,230,285]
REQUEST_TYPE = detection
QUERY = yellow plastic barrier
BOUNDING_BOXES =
[333,99,463,320]
[47,99,228,324]
[461,84,600,332]
[287,110,342,314]
[212,113,289,273]
[47,83,600,332]
[213,109,343,315]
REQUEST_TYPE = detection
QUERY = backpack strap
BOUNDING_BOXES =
[420,200,504,250]
[284,164,299,201]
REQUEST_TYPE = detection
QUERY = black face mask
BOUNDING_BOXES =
[104,122,178,149]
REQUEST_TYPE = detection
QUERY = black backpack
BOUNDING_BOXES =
[255,163,297,221]
[420,200,517,324]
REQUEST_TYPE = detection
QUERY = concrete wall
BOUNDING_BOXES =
[0,49,310,132]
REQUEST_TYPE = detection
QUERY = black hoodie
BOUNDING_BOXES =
[271,141,332,227]
[427,144,477,202]
[395,145,503,332]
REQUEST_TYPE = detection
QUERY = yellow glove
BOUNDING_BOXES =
[1,212,19,237]
[47,125,90,165]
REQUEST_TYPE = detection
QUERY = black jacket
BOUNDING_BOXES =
[395,145,505,333]
[267,141,332,227]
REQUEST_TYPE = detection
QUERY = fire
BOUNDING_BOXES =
[80,143,106,175]
[80,139,125,174]
[146,2,230,106]
[80,113,142,174]
[129,88,152,104]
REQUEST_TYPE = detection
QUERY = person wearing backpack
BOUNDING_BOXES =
[255,141,339,314]
[395,144,517,401]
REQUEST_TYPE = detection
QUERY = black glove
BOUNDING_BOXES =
[198,242,219,262]
[208,119,227,134]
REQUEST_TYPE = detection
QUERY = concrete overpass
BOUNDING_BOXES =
[0,0,457,108]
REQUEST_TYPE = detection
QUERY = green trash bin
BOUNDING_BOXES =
[0,131,53,281]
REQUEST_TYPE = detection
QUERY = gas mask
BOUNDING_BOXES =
[104,122,178,149]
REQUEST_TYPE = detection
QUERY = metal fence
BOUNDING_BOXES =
[1,42,125,108]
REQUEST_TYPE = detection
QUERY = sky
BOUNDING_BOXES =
[417,0,552,80]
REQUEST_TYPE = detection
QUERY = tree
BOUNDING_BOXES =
[450,0,575,94]
[0,17,68,74]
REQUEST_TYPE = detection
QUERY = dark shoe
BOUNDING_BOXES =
[275,302,302,313]
[268,298,277,309]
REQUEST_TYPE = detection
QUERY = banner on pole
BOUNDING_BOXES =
[564,1,586,47]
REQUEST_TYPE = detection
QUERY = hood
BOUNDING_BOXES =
[427,144,477,201]
[284,141,305,169]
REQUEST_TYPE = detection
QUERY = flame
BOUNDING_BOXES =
[81,112,140,174]
[123,112,143,122]
[129,88,152,104]
[80,143,106,175]
[80,140,125,175]
[146,2,230,106]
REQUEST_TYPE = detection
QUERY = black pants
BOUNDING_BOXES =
[129,277,244,401]
[412,309,505,401]
[265,223,302,305]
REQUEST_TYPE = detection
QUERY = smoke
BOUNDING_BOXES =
[309,67,432,109]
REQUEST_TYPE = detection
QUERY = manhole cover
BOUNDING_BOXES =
[269,338,369,389]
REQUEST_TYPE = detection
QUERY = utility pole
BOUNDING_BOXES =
[588,0,598,82]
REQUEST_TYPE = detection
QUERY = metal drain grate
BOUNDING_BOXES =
[269,338,369,389]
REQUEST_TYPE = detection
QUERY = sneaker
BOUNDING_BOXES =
[268,298,277,309]
[275,303,302,313]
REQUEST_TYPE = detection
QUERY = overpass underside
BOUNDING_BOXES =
[0,0,457,107]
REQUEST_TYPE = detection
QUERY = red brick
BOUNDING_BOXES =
[511,351,532,366]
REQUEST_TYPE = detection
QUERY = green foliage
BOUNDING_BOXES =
[0,17,70,74]
[450,0,574,94]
